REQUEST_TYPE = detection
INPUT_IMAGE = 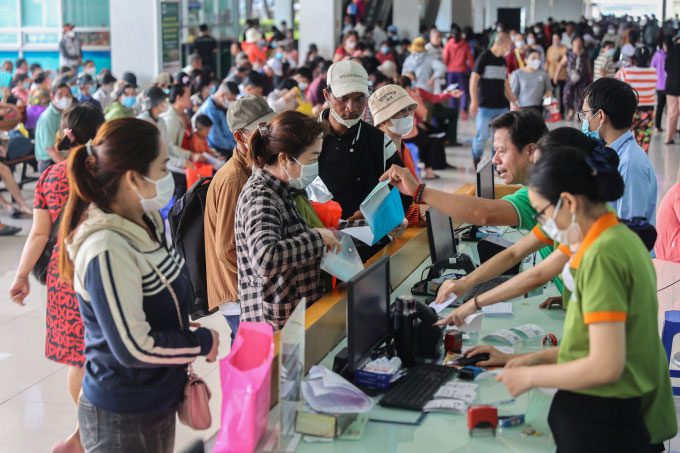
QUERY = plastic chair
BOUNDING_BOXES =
[661,310,680,395]
[405,142,420,167]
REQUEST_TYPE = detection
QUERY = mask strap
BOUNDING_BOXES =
[85,139,94,157]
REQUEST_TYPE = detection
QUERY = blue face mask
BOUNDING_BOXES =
[380,46,390,54]
[275,52,284,60]
[581,111,602,140]
[122,95,137,109]
[209,85,217,95]
[70,86,80,97]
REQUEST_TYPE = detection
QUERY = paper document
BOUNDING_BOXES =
[511,324,545,339]
[423,398,467,413]
[445,83,459,92]
[434,382,479,403]
[481,328,523,345]
[429,294,458,314]
[343,180,405,245]
[452,312,484,333]
[320,233,364,282]
[301,366,373,414]
[481,303,513,317]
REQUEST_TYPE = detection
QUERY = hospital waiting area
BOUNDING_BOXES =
[2,0,680,451]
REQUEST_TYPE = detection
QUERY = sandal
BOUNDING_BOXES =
[10,207,32,219]
[0,224,21,236]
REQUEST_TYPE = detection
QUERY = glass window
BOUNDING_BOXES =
[0,33,18,45]
[23,32,59,45]
[21,0,60,28]
[63,0,110,27]
[0,1,19,28]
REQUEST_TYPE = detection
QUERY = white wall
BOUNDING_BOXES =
[472,0,584,31]
[394,0,422,40]
[299,0,341,64]
[110,0,164,88]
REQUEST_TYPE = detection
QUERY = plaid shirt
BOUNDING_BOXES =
[235,168,325,330]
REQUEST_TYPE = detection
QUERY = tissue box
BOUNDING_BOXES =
[295,411,367,439]
[353,369,395,390]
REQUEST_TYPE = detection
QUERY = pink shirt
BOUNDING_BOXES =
[655,183,680,262]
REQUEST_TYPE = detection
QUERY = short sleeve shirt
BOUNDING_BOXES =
[558,217,677,444]
[473,50,510,109]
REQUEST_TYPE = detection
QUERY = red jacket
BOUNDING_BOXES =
[442,39,474,73]
[241,41,267,66]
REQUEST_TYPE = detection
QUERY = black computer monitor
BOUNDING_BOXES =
[346,256,390,374]
[426,208,456,263]
[476,158,495,199]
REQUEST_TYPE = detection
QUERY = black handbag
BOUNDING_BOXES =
[33,210,63,285]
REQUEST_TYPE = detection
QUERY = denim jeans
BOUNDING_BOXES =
[224,314,240,344]
[472,107,509,160]
[78,396,176,453]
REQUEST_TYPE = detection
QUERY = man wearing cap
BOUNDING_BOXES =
[92,72,116,111]
[319,60,411,222]
[204,95,276,341]
[59,24,82,69]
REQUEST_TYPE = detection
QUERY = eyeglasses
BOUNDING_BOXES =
[532,203,552,224]
[576,110,596,122]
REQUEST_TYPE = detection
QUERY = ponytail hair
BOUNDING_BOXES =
[248,110,326,168]
[56,103,105,152]
[529,145,624,205]
[58,118,160,284]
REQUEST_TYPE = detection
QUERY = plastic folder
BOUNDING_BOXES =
[343,180,405,245]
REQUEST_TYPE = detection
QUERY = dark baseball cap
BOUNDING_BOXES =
[122,71,138,88]
[100,72,116,85]
[226,95,275,132]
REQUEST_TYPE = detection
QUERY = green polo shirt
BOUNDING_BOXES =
[34,103,62,161]
[503,186,564,293]
[559,214,677,444]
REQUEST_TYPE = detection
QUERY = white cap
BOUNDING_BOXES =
[327,60,369,98]
[245,28,261,43]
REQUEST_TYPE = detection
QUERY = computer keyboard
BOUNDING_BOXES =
[379,363,456,410]
[459,276,510,302]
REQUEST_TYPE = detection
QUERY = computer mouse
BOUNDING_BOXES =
[455,353,490,366]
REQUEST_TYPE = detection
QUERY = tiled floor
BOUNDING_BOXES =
[0,117,678,452]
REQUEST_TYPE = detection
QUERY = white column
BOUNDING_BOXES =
[274,0,294,28]
[436,0,453,31]
[393,0,420,40]
[110,0,175,88]
[299,0,341,63]
[452,0,474,29]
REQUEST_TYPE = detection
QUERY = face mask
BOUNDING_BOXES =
[388,115,414,136]
[527,37,536,45]
[608,28,616,34]
[330,106,361,128]
[209,85,217,95]
[581,111,602,140]
[533,27,541,34]
[380,46,390,54]
[395,45,402,53]
[85,67,96,75]
[54,97,72,110]
[593,26,601,35]
[298,81,308,91]
[66,31,76,38]
[23,82,30,90]
[346,40,357,50]
[527,59,541,70]
[133,172,175,212]
[70,86,80,97]
[122,95,136,109]
[162,87,170,95]
[606,48,616,57]
[541,199,583,246]
[275,52,284,60]
[285,157,319,190]
[515,40,525,48]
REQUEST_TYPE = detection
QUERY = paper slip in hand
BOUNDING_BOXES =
[481,328,523,345]
[320,233,364,282]
[445,83,459,92]
[452,312,483,333]
[429,294,458,314]
[511,324,545,339]
[481,302,513,317]
[301,365,373,414]
[423,398,467,413]
[343,180,405,246]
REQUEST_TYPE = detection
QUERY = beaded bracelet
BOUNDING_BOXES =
[414,183,426,204]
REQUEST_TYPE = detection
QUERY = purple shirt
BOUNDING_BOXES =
[651,49,667,91]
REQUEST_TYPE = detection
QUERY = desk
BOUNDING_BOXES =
[288,230,565,452]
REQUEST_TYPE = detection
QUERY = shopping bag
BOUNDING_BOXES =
[185,162,213,188]
[213,322,275,453]
[310,200,343,228]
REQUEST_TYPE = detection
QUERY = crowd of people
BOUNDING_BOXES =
[1,9,680,453]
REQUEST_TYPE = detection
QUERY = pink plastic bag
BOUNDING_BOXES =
[213,322,275,453]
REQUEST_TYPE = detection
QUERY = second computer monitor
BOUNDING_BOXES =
[346,256,391,374]
[476,158,495,199]
[426,208,456,263]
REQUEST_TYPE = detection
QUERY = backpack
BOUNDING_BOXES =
[168,176,218,320]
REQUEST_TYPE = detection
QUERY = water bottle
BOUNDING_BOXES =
[393,296,418,367]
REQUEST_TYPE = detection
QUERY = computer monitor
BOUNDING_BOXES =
[476,158,495,199]
[346,256,390,374]
[426,208,456,263]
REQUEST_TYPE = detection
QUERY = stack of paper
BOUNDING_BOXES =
[424,382,479,413]
[320,233,364,282]
[481,302,513,317]
[301,366,373,414]
[343,180,405,245]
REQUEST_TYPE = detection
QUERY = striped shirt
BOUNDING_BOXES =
[616,67,658,107]
[593,52,616,80]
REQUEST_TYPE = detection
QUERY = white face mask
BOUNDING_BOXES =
[330,106,362,129]
[54,97,72,111]
[541,198,583,246]
[527,37,536,45]
[346,40,357,50]
[527,59,541,70]
[285,157,319,190]
[298,81,308,91]
[387,115,414,136]
[133,173,175,212]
